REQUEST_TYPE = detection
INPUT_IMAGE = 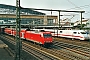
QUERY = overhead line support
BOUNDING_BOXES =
[15,0,22,60]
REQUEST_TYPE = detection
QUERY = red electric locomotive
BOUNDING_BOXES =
[20,29,53,46]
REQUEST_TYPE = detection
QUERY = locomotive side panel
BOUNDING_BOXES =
[25,31,44,44]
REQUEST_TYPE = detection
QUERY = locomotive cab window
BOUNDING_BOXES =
[73,32,77,34]
[60,31,62,33]
[43,34,52,38]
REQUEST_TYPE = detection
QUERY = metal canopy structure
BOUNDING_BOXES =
[0,3,84,18]
[21,7,85,13]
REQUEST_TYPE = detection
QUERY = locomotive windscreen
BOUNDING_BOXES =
[43,34,52,38]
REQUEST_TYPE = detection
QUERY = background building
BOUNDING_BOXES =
[0,4,58,26]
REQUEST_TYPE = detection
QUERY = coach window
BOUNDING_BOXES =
[60,31,62,33]
[81,32,86,34]
[73,32,77,34]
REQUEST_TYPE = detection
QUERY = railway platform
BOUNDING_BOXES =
[0,40,14,60]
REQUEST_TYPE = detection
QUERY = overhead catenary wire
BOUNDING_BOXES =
[66,4,90,10]
[66,0,82,9]
[66,0,90,15]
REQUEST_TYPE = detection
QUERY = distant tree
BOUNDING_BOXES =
[82,24,86,27]
[86,23,89,25]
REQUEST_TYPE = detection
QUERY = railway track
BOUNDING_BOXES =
[0,34,62,60]
[0,34,90,60]
[53,41,90,60]
[53,37,90,48]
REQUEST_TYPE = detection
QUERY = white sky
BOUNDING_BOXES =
[0,0,90,22]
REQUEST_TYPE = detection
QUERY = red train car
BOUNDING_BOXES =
[4,28,53,46]
[4,28,12,35]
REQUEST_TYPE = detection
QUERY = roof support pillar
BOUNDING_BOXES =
[44,15,47,25]
[58,11,61,29]
[80,12,83,29]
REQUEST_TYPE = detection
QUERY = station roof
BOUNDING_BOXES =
[0,4,45,15]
